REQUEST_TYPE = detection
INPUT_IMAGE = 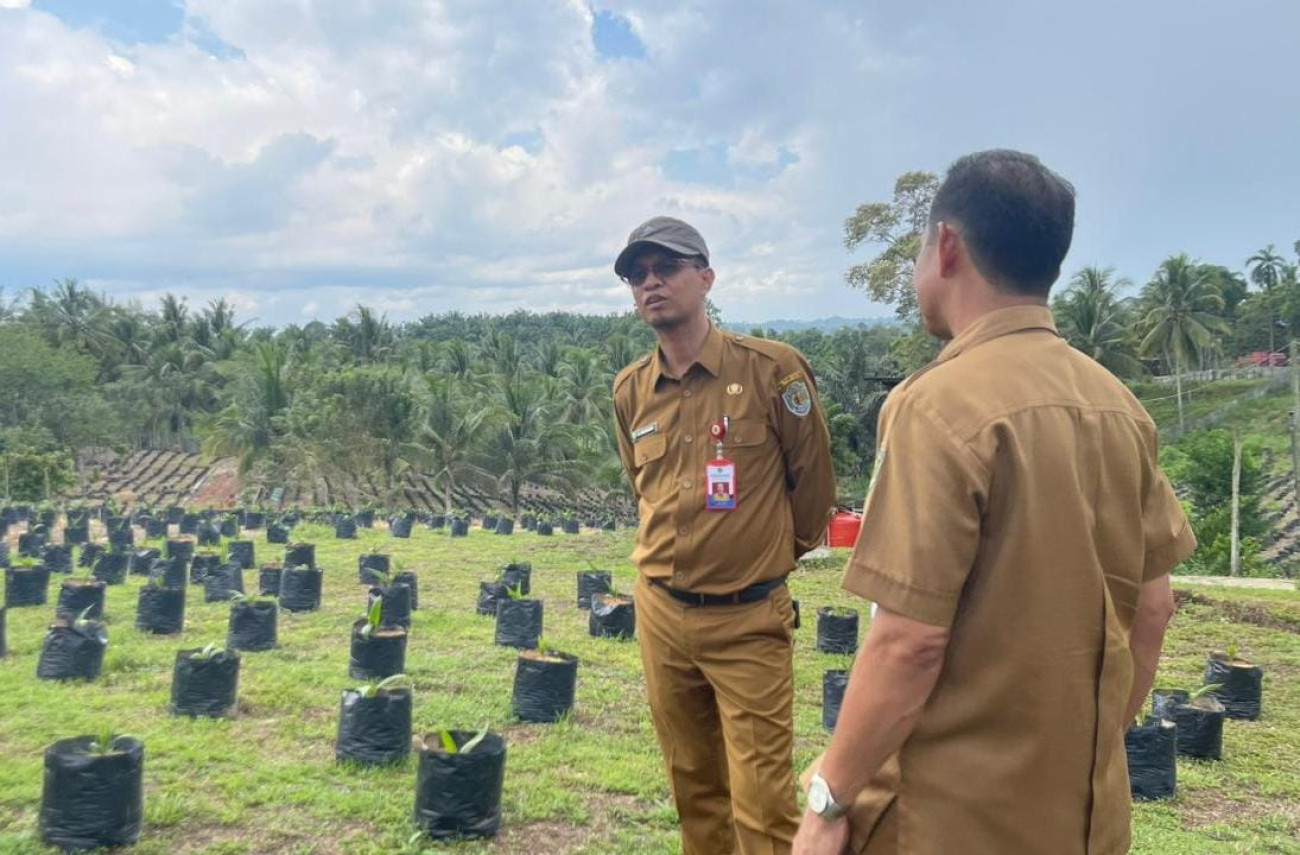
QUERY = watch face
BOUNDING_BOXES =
[809,781,828,813]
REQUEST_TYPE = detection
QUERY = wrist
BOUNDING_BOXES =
[807,770,848,821]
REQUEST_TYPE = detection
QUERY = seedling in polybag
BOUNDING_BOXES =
[504,583,526,601]
[85,725,136,756]
[359,598,383,639]
[73,607,99,632]
[190,642,227,660]
[1189,682,1224,702]
[428,725,489,755]
[356,674,412,699]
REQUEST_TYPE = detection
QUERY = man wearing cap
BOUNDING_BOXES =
[612,216,836,854]
[792,150,1194,854]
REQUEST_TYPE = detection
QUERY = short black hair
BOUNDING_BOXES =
[928,149,1075,296]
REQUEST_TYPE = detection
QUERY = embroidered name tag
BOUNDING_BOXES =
[631,423,659,442]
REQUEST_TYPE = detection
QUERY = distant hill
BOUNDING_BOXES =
[723,316,895,334]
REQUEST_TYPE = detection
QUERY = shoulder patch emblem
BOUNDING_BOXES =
[781,380,812,418]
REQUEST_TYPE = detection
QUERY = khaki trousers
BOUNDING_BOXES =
[636,574,801,855]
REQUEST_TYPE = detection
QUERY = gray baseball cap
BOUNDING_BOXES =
[614,216,710,278]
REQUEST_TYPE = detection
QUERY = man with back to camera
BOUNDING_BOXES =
[792,150,1195,854]
[611,216,836,854]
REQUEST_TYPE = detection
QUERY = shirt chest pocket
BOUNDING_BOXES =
[724,418,769,454]
[633,434,669,501]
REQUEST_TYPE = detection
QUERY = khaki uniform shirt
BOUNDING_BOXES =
[841,306,1196,855]
[613,324,836,594]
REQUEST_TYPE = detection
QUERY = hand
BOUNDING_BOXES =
[793,809,850,855]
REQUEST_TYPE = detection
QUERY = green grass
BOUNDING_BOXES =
[0,525,1297,853]
[1129,379,1272,435]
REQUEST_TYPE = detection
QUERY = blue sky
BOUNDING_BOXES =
[0,0,1296,327]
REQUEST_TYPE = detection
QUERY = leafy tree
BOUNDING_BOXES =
[843,171,939,321]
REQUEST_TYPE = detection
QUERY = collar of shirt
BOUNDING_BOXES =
[933,304,1060,365]
[651,323,724,386]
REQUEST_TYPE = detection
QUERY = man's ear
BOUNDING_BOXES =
[700,267,715,294]
[937,222,963,278]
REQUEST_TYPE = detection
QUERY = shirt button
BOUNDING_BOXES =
[683,435,694,444]
[681,480,693,489]
[675,571,685,580]
[683,389,693,398]
[677,526,688,536]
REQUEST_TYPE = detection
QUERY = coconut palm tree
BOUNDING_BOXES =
[404,377,497,515]
[1139,255,1230,433]
[1052,267,1145,378]
[1247,245,1290,352]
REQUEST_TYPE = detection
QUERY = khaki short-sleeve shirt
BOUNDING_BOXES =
[841,306,1195,855]
[613,324,836,594]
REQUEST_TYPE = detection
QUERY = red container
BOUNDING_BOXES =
[827,510,863,548]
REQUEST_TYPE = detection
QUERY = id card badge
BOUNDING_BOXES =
[706,458,738,511]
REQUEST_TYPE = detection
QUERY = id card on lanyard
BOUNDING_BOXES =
[706,417,738,511]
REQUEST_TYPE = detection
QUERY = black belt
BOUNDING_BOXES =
[649,574,787,607]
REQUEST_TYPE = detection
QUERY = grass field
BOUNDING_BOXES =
[1,523,1298,854]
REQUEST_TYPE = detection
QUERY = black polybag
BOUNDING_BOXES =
[40,736,144,850]
[150,556,188,589]
[37,620,108,681]
[164,538,194,565]
[336,688,412,766]
[499,563,531,595]
[129,548,160,576]
[91,552,128,585]
[512,652,578,723]
[368,585,412,630]
[495,599,543,649]
[335,518,357,539]
[226,541,255,570]
[349,622,408,680]
[258,565,282,596]
[1204,656,1264,720]
[56,580,106,620]
[190,551,222,584]
[1151,688,1189,720]
[42,544,73,574]
[78,543,105,568]
[203,563,245,602]
[136,585,185,634]
[393,570,419,610]
[170,648,240,717]
[358,553,390,584]
[278,566,322,612]
[267,523,290,544]
[477,582,508,616]
[284,543,316,569]
[1173,700,1225,761]
[227,600,277,651]
[589,594,635,640]
[414,731,506,840]
[5,565,50,607]
[816,608,859,655]
[576,571,612,610]
[1125,716,1177,800]
[390,517,413,538]
[823,670,849,732]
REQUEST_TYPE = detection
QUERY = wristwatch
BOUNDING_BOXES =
[808,771,847,820]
